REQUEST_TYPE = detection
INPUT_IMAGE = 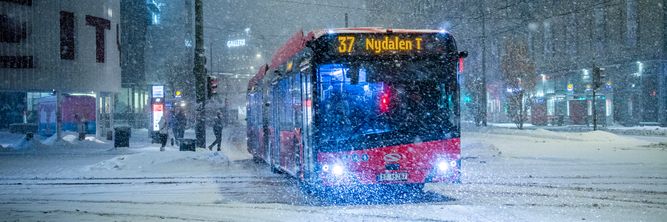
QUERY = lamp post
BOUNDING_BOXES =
[194,0,206,148]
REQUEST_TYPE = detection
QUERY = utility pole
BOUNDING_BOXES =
[194,0,206,148]
[480,0,488,126]
[210,42,213,73]
[592,84,597,131]
[345,13,349,27]
[592,66,604,131]
[55,90,62,141]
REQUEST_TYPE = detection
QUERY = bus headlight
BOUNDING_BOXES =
[321,163,345,176]
[437,160,457,173]
[332,164,345,176]
[437,161,450,172]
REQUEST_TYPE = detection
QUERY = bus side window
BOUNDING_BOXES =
[282,78,292,131]
[293,72,302,128]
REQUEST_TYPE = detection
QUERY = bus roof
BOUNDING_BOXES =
[269,30,314,70]
[311,27,448,39]
[248,64,268,90]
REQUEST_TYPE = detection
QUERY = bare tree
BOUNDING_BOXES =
[463,65,485,127]
[163,54,195,101]
[500,38,536,129]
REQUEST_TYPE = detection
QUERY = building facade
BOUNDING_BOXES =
[118,0,148,128]
[367,0,667,126]
[118,0,195,128]
[1,0,121,135]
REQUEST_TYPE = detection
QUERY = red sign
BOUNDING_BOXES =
[153,104,163,112]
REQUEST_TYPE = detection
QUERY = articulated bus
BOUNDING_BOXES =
[247,28,465,192]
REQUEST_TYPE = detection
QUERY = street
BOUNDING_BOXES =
[0,127,665,221]
[2,0,667,221]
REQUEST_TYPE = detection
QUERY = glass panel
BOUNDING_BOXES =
[316,59,458,151]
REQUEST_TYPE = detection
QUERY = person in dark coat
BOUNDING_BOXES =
[158,115,168,151]
[169,110,177,146]
[175,110,186,141]
[208,112,223,151]
[75,114,86,141]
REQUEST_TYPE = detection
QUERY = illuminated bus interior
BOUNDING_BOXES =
[316,59,459,152]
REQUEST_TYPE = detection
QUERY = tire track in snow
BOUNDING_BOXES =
[468,181,667,196]
[6,208,218,221]
[0,180,292,186]
[0,176,290,186]
[2,198,458,222]
[0,175,283,181]
[472,175,667,180]
[440,186,667,209]
[0,198,224,207]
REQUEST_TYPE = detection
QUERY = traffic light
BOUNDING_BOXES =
[207,75,218,99]
[592,66,605,89]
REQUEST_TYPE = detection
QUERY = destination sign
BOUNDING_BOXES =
[338,36,423,54]
[332,34,446,56]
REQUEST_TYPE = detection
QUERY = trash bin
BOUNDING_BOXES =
[179,139,196,151]
[114,126,131,148]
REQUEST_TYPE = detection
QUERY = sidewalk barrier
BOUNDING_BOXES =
[114,126,131,148]
[179,139,196,151]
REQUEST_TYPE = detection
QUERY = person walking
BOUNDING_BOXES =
[76,114,86,141]
[208,112,223,151]
[175,110,186,141]
[158,115,168,151]
[169,110,177,146]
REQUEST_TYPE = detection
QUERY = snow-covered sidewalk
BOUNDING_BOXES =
[470,122,667,137]
[0,126,251,178]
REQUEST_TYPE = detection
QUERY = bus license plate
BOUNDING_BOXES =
[378,173,408,182]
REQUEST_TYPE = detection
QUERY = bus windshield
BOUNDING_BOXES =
[316,59,459,152]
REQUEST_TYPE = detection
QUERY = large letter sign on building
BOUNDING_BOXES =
[85,15,111,63]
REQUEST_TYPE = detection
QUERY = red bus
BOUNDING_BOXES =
[247,28,465,192]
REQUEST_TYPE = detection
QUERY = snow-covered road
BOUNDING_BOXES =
[0,128,665,221]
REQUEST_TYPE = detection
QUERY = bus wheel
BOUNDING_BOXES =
[270,165,282,174]
[404,183,424,193]
[299,182,317,195]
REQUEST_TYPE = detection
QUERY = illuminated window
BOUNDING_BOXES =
[147,0,162,25]
[152,14,160,25]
